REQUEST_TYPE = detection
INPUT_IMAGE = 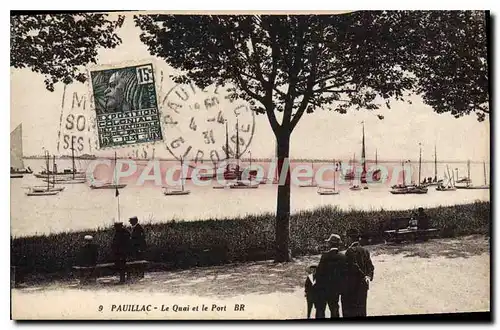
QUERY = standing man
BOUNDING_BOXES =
[129,216,147,278]
[129,216,147,260]
[112,222,130,284]
[342,230,375,317]
[315,234,347,319]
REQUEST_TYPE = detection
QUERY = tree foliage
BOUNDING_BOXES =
[135,13,418,136]
[11,13,125,91]
[401,11,489,121]
[135,11,489,126]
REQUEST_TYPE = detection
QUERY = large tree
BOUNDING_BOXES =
[134,11,489,262]
[11,13,125,91]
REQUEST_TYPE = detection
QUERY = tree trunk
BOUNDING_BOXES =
[275,130,292,262]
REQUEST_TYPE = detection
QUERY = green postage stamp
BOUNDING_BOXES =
[89,62,163,149]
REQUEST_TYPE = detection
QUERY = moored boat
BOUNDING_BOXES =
[164,157,191,195]
[229,180,259,189]
[317,186,340,195]
[90,152,127,190]
[455,160,490,190]
[26,189,60,196]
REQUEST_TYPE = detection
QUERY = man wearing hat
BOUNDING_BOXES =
[314,233,347,318]
[129,216,147,259]
[129,216,147,278]
[77,235,99,284]
[342,230,374,317]
[112,222,130,283]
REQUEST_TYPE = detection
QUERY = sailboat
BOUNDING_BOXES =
[43,140,86,184]
[163,157,191,195]
[214,123,237,189]
[455,160,489,189]
[317,159,340,195]
[34,138,85,180]
[342,155,355,181]
[26,151,61,196]
[421,145,443,187]
[230,118,258,189]
[89,152,127,189]
[34,156,66,192]
[298,161,317,187]
[436,165,457,191]
[10,124,32,177]
[360,122,367,185]
[348,152,363,190]
[390,145,428,194]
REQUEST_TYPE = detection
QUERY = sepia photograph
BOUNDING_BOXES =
[9,9,491,321]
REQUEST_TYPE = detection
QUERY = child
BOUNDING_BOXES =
[304,265,318,319]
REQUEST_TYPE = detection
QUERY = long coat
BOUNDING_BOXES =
[130,224,147,253]
[315,248,347,296]
[345,242,374,289]
[112,227,130,261]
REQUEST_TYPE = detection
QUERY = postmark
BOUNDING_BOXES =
[160,81,255,167]
[88,62,163,149]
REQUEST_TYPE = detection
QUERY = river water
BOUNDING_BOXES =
[10,159,490,237]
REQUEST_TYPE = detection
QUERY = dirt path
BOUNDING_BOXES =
[11,235,490,319]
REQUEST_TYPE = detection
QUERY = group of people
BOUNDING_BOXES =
[78,216,147,283]
[304,231,374,319]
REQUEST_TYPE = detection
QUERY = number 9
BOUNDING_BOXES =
[98,305,103,312]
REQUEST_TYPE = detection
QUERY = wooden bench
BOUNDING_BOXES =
[384,217,438,243]
[72,260,149,283]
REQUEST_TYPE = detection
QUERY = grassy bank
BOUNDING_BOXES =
[11,201,490,281]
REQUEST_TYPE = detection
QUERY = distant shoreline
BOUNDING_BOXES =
[23,156,489,164]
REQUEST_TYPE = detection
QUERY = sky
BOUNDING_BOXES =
[10,13,490,163]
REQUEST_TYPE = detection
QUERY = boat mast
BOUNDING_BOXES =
[46,151,51,190]
[467,160,471,185]
[446,165,454,187]
[225,121,229,160]
[311,161,314,184]
[115,151,121,223]
[53,155,56,187]
[361,122,366,173]
[352,153,355,179]
[375,149,378,166]
[402,161,405,186]
[236,118,240,179]
[180,156,184,191]
[71,138,76,179]
[484,161,487,185]
[333,159,336,190]
[434,145,437,182]
[418,143,422,185]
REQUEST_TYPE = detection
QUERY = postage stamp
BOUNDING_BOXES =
[88,62,163,149]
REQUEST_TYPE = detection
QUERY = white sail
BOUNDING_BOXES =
[10,124,24,169]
